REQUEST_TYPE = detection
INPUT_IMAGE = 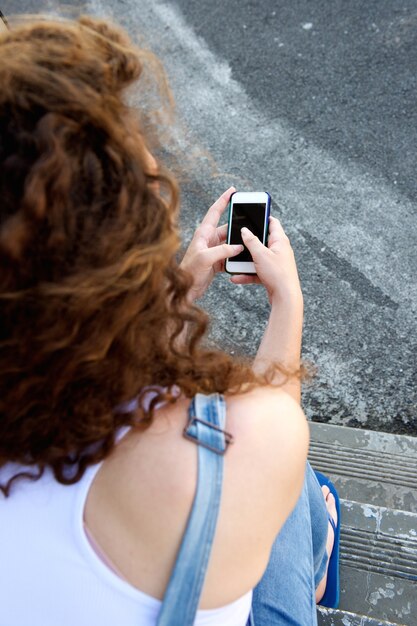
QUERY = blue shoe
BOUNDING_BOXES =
[314,470,341,609]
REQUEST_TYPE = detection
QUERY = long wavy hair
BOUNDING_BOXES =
[0,16,294,496]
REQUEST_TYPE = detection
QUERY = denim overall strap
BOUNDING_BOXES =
[156,393,229,626]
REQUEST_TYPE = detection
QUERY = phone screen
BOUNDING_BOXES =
[229,203,266,262]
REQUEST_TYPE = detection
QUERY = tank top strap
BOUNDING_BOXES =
[155,392,233,626]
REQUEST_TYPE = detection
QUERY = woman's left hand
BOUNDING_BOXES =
[180,187,243,301]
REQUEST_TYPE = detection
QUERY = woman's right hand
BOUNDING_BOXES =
[230,216,303,306]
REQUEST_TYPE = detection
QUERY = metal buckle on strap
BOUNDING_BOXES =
[183,414,234,456]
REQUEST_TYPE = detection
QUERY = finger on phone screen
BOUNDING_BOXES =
[202,187,235,228]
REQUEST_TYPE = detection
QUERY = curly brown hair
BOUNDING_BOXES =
[0,15,283,496]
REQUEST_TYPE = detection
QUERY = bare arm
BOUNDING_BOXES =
[231,218,304,403]
[253,296,303,403]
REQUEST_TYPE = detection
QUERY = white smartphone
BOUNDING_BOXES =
[225,191,271,274]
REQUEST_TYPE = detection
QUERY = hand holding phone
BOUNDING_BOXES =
[231,215,303,306]
[225,191,271,275]
[180,187,244,301]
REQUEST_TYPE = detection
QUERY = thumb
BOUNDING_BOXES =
[240,227,264,258]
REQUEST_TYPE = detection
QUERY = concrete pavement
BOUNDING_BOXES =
[2,0,416,435]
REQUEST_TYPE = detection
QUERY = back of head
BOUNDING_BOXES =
[0,16,185,487]
[0,15,260,494]
[0,15,177,280]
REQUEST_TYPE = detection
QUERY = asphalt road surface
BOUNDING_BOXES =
[3,0,416,435]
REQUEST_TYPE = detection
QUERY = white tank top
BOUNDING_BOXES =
[0,440,252,626]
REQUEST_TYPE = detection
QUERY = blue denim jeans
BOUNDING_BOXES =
[251,463,329,625]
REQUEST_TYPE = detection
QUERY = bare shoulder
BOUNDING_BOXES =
[224,386,309,535]
[225,386,309,453]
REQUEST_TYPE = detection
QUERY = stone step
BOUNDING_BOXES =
[309,422,417,626]
[335,499,417,625]
[309,422,417,512]
[317,606,405,625]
